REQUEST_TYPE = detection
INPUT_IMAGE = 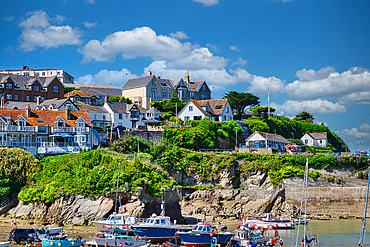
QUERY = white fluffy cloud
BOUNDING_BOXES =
[337,123,370,150]
[75,68,137,89]
[230,46,241,52]
[271,99,347,116]
[193,0,219,6]
[232,57,248,67]
[18,10,83,52]
[169,31,189,40]
[295,66,335,81]
[285,67,370,101]
[83,21,98,29]
[338,91,370,106]
[247,75,285,95]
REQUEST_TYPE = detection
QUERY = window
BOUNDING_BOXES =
[42,72,45,76]
[222,116,226,121]
[201,93,206,100]
[320,140,322,144]
[0,94,2,99]
[163,89,167,98]
[225,107,229,113]
[184,116,190,120]
[50,72,52,75]
[182,91,187,99]
[41,97,45,101]
[34,85,39,91]
[305,139,308,144]
[189,106,193,111]
[151,88,157,98]
[169,90,172,98]
[119,113,123,120]
[228,116,232,121]
[36,137,42,143]
[190,92,194,99]
[152,79,155,86]
[202,84,206,90]
[15,95,18,100]
[36,72,40,76]
[24,72,30,76]
[6,94,12,100]
[6,83,12,89]
[78,122,84,128]
[34,96,38,102]
[57,72,60,75]
[103,115,106,120]
[26,96,30,101]
[94,114,97,120]
[53,85,58,93]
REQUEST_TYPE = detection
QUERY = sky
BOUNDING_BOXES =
[1,0,369,153]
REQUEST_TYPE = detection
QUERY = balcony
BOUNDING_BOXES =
[51,127,90,133]
[130,113,140,121]
[6,126,38,132]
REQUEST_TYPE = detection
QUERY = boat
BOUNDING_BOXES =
[243,213,294,229]
[293,218,310,225]
[176,222,233,247]
[131,188,192,243]
[358,165,370,246]
[41,235,85,247]
[92,212,137,231]
[231,225,277,247]
[93,229,150,247]
[0,242,11,247]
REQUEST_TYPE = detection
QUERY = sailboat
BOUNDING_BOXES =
[358,165,370,246]
[295,155,316,247]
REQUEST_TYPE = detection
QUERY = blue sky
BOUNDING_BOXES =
[1,0,369,152]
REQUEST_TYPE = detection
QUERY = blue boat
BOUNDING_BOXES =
[41,236,85,247]
[177,223,233,247]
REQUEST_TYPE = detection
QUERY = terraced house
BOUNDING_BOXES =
[122,71,211,109]
[0,106,92,156]
[0,73,64,106]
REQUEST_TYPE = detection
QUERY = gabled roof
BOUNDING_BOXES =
[75,103,109,113]
[105,101,128,114]
[0,74,64,89]
[4,99,76,110]
[0,109,91,127]
[196,99,229,116]
[83,87,122,97]
[246,131,290,144]
[182,99,212,117]
[65,90,96,99]
[123,75,155,90]
[306,132,328,140]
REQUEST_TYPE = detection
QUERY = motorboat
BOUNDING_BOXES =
[93,230,150,247]
[0,242,11,247]
[176,222,233,247]
[41,234,85,247]
[231,224,277,247]
[243,213,294,229]
[92,213,136,231]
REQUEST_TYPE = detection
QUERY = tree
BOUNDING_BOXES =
[150,96,186,115]
[64,87,76,94]
[108,96,133,104]
[223,91,260,120]
[249,106,276,118]
[294,111,315,123]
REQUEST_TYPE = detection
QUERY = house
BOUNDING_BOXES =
[64,84,122,105]
[0,74,65,106]
[75,103,112,128]
[0,65,74,84]
[4,98,79,111]
[122,71,212,109]
[177,99,234,122]
[103,101,146,129]
[65,90,99,105]
[0,106,92,155]
[244,131,290,152]
[300,132,328,147]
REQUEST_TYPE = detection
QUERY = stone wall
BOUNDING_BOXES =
[285,186,367,219]
[132,130,164,144]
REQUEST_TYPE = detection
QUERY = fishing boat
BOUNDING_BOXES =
[0,242,11,247]
[176,222,233,247]
[231,225,277,247]
[93,229,150,247]
[243,213,294,229]
[41,235,85,247]
[92,212,137,231]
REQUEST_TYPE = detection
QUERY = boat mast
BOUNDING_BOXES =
[203,189,207,223]
[303,155,309,244]
[359,165,370,246]
[114,158,122,247]
[160,183,165,217]
[295,155,308,247]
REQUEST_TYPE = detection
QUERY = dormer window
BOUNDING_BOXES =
[34,85,39,91]
[6,83,12,89]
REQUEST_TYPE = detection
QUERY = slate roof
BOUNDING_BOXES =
[75,103,109,113]
[196,99,228,116]
[0,109,91,127]
[82,88,122,98]
[307,132,327,140]
[0,74,63,89]
[246,131,290,144]
[122,75,155,90]
[3,99,76,110]
[186,80,205,91]
[105,101,128,114]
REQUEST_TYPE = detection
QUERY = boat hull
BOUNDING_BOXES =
[244,220,294,229]
[177,232,233,247]
[41,239,85,247]
[0,242,11,247]
[94,238,148,247]
[132,226,191,243]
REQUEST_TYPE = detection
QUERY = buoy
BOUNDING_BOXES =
[274,230,278,237]
[105,243,108,247]
[58,243,62,247]
[237,225,240,229]
[72,242,75,246]
[102,225,105,228]
[51,242,54,246]
[210,233,214,238]
[120,244,123,247]
[269,225,274,229]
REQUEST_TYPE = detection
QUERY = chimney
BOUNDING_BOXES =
[157,75,161,79]
[65,105,71,120]
[185,72,189,84]
[26,104,31,117]
[36,96,41,106]
[119,97,124,103]
[105,95,108,103]
[147,71,152,76]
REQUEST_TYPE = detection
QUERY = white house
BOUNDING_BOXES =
[245,131,290,152]
[300,132,328,147]
[177,99,234,122]
[75,103,112,128]
[103,101,147,129]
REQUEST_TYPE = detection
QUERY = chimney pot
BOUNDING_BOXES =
[105,95,108,103]
[36,96,41,106]
[26,104,31,117]
[147,71,152,76]
[157,75,161,79]
[65,105,71,120]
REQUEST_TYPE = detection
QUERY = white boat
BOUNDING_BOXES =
[92,213,137,231]
[243,213,294,229]
[94,231,150,247]
[0,242,11,247]
[46,227,64,235]
[293,218,310,225]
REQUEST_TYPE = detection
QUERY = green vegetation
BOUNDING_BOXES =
[249,106,276,118]
[109,96,133,104]
[64,87,76,94]
[223,91,260,120]
[150,96,186,120]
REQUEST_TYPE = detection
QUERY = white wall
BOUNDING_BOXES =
[178,102,206,120]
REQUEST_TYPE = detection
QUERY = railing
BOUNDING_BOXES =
[130,116,140,121]
[0,141,38,147]
[51,127,90,133]
[6,126,38,132]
